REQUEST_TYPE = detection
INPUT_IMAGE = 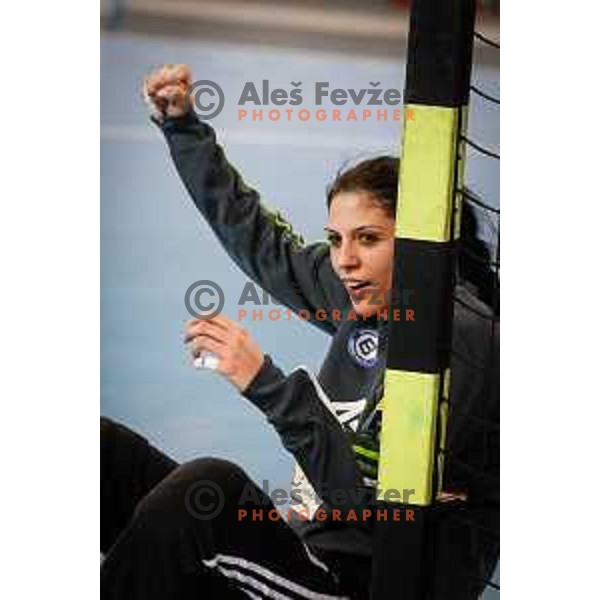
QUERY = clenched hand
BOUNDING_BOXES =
[184,314,265,393]
[143,63,192,121]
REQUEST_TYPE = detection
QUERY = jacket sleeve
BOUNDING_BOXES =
[156,112,349,335]
[242,355,359,506]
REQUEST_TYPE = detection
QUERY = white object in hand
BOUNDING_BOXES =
[193,352,220,371]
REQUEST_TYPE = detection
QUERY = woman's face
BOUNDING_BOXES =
[326,191,395,316]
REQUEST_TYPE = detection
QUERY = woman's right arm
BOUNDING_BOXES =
[145,66,349,335]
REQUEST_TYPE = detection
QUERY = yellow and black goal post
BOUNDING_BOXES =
[370,1,476,598]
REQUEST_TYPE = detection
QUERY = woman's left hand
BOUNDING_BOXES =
[184,314,265,393]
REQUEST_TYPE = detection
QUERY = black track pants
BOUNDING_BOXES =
[100,417,371,599]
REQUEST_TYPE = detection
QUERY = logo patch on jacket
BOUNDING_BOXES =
[347,329,379,368]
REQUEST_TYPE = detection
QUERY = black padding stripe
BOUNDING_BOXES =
[387,239,454,373]
[370,503,431,598]
[405,0,476,106]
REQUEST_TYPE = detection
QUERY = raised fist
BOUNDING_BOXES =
[143,64,192,121]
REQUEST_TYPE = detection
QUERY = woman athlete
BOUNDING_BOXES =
[100,64,499,599]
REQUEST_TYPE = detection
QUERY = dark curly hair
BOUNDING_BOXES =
[326,156,499,315]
